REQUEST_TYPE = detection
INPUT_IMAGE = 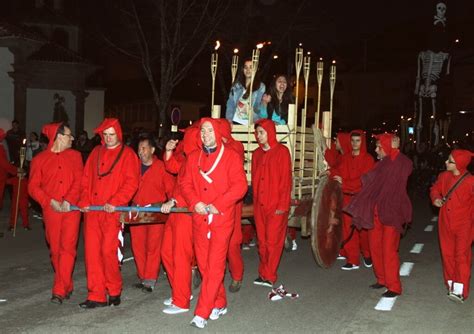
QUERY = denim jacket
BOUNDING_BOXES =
[225,82,266,122]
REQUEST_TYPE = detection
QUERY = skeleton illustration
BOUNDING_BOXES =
[414,50,450,150]
[434,2,447,27]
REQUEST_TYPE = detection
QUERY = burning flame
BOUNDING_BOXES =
[214,40,220,50]
[319,57,323,61]
[22,139,26,145]
[256,43,264,49]
[233,48,239,54]
[332,60,336,64]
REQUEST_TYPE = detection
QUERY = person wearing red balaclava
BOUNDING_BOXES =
[0,128,17,210]
[252,119,292,288]
[78,118,140,309]
[345,133,412,298]
[332,130,374,270]
[29,123,83,304]
[217,119,246,293]
[160,123,200,315]
[129,136,175,293]
[430,149,474,303]
[180,118,247,329]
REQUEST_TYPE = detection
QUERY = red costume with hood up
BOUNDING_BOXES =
[332,130,374,266]
[218,119,246,283]
[0,128,17,209]
[252,119,292,283]
[345,133,412,294]
[29,123,83,298]
[79,118,140,303]
[325,132,351,170]
[161,123,199,309]
[430,149,474,299]
[180,117,247,319]
[130,152,174,288]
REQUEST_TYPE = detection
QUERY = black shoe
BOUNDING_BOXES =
[24,226,32,231]
[50,295,63,305]
[253,277,273,288]
[133,283,144,289]
[108,295,121,306]
[370,283,385,289]
[79,300,107,309]
[362,257,372,268]
[228,280,242,293]
[341,263,360,271]
[141,286,153,293]
[382,290,400,298]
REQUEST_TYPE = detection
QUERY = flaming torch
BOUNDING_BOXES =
[231,48,239,84]
[210,40,220,115]
[13,139,26,237]
[328,60,336,147]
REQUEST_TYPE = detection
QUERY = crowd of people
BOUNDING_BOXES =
[0,59,471,330]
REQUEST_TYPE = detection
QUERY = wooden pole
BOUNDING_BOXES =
[246,47,260,180]
[13,143,26,237]
[328,61,336,147]
[298,56,310,199]
[312,59,324,196]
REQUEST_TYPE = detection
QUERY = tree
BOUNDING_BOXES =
[91,0,231,128]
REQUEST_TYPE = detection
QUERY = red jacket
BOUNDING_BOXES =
[0,145,16,181]
[430,171,474,227]
[252,119,292,212]
[133,157,175,206]
[180,118,247,214]
[29,149,83,207]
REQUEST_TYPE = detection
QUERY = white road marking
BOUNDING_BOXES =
[0,299,7,302]
[399,262,414,276]
[430,216,438,222]
[375,297,398,311]
[122,256,134,263]
[424,225,434,232]
[410,243,424,254]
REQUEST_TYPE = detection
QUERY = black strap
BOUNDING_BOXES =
[341,225,356,248]
[442,172,470,202]
[97,144,125,177]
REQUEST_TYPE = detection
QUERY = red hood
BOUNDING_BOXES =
[350,129,368,154]
[254,119,278,149]
[0,128,6,141]
[376,133,398,160]
[337,132,351,155]
[199,117,222,149]
[452,149,473,174]
[94,118,123,145]
[182,122,200,155]
[42,123,62,149]
[218,119,232,141]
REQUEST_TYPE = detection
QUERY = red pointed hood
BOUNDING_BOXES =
[182,121,200,155]
[350,129,368,154]
[452,149,473,174]
[42,123,62,149]
[337,132,351,155]
[217,119,232,142]
[254,119,278,149]
[376,133,399,160]
[0,128,6,141]
[94,118,123,145]
[199,117,222,149]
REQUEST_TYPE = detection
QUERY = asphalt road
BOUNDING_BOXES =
[0,196,473,333]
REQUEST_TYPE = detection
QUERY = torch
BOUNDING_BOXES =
[210,40,220,116]
[328,60,336,147]
[298,54,311,199]
[13,139,26,237]
[231,48,239,84]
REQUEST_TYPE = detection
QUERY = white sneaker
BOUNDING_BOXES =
[248,239,256,247]
[163,295,193,306]
[242,243,250,250]
[430,216,438,222]
[291,240,297,251]
[190,315,207,329]
[336,254,346,260]
[163,304,189,314]
[209,307,227,320]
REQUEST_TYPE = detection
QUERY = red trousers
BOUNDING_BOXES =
[242,224,255,244]
[84,212,122,302]
[8,179,29,228]
[43,208,80,297]
[130,223,165,283]
[369,210,402,294]
[342,195,370,265]
[193,215,234,319]
[254,204,287,283]
[438,217,472,299]
[161,213,194,309]
[227,201,243,281]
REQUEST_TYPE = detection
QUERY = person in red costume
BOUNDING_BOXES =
[7,172,29,230]
[324,132,351,170]
[180,118,247,329]
[29,123,83,304]
[217,119,246,293]
[430,149,474,303]
[78,118,140,309]
[252,119,292,288]
[345,133,412,298]
[160,123,200,315]
[130,136,174,293]
[332,130,375,270]
[0,128,17,210]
